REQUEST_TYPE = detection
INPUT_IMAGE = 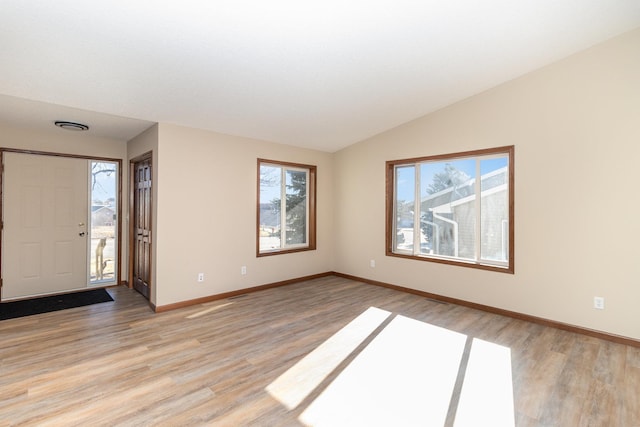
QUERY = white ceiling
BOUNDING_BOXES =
[1,1,639,152]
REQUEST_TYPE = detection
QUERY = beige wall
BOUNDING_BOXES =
[3,28,638,341]
[152,123,334,307]
[0,121,130,284]
[333,28,640,340]
[0,121,128,159]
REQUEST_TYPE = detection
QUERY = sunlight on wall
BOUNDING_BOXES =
[266,306,392,409]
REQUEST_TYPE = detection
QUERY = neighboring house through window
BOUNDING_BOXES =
[386,146,514,273]
[258,159,316,256]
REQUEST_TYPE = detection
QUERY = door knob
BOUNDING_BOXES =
[79,232,85,237]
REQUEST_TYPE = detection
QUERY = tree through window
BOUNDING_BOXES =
[258,159,316,256]
[386,146,514,273]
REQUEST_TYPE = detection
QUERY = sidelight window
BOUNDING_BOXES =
[89,161,118,284]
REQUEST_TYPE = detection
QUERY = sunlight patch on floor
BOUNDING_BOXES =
[454,338,515,427]
[299,314,467,427]
[266,307,392,410]
[186,302,233,319]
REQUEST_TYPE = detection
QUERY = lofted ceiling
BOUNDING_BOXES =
[1,1,639,152]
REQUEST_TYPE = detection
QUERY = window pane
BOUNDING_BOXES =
[259,165,282,251]
[395,165,415,252]
[89,161,117,284]
[258,160,316,256]
[387,146,513,272]
[421,159,476,260]
[285,169,307,245]
[480,157,509,262]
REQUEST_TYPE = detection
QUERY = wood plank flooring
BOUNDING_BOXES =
[1,276,638,426]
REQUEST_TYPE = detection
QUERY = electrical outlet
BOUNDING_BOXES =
[593,296,604,310]
[241,266,247,275]
[197,273,204,282]
[370,259,376,268]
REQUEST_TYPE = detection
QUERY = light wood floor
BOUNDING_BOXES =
[1,276,638,426]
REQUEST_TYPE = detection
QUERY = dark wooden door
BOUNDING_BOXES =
[132,156,152,299]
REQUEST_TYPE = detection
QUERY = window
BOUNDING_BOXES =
[386,146,514,273]
[258,159,316,256]
[89,160,118,284]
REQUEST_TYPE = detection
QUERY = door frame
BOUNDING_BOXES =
[0,148,123,300]
[128,151,153,301]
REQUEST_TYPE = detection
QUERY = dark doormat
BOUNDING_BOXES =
[0,289,114,321]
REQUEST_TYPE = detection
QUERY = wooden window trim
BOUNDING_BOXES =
[257,159,317,257]
[385,145,514,274]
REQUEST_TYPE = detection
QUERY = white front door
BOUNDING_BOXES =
[2,152,89,300]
